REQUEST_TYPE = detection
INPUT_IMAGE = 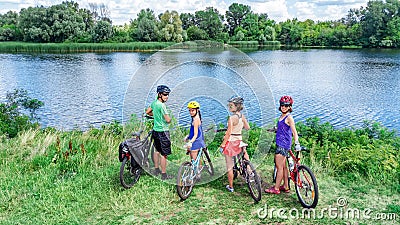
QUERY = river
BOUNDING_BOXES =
[1,46,399,132]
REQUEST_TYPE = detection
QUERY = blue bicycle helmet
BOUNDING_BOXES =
[157,85,171,93]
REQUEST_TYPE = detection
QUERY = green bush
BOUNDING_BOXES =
[296,117,400,184]
[0,89,43,138]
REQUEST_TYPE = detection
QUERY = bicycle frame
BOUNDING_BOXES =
[187,147,206,180]
[287,149,300,181]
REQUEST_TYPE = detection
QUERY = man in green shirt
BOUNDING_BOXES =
[146,85,172,180]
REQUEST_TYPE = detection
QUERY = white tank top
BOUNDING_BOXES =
[229,114,243,141]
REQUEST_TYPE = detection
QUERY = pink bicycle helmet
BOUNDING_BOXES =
[279,95,293,106]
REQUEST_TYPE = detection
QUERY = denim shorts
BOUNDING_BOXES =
[275,146,289,157]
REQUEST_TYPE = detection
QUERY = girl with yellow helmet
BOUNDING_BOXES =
[184,101,206,161]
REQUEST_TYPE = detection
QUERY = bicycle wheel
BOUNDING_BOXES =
[176,162,195,200]
[294,165,319,208]
[120,157,142,189]
[202,148,214,176]
[233,157,239,179]
[243,160,262,203]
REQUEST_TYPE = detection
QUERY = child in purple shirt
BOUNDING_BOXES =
[265,95,301,194]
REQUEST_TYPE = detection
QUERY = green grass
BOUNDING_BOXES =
[0,41,175,53]
[0,124,399,224]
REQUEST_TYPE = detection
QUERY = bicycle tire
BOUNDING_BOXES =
[176,162,195,200]
[202,148,214,176]
[120,157,142,189]
[294,165,319,208]
[233,157,239,179]
[243,160,262,203]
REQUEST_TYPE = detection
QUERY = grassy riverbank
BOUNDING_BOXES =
[0,42,175,53]
[0,118,399,224]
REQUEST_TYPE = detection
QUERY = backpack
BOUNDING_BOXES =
[118,137,150,168]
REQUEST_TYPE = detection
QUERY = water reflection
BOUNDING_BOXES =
[0,49,399,132]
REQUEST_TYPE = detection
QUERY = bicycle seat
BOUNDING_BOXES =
[239,141,248,148]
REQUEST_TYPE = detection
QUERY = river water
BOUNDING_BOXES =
[1,47,399,132]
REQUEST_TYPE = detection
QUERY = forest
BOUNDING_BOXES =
[0,0,400,48]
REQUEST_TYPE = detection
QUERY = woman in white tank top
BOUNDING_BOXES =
[219,96,250,192]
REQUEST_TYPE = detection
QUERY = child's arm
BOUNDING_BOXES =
[242,114,250,130]
[287,115,300,149]
[220,116,233,148]
[145,106,153,116]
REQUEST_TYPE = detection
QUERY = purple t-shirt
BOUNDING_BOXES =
[276,115,292,150]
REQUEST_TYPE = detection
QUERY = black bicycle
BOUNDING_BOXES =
[232,141,262,203]
[119,115,155,189]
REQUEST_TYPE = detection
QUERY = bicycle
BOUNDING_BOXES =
[231,141,262,203]
[119,114,155,189]
[267,127,318,208]
[269,138,319,208]
[176,146,214,200]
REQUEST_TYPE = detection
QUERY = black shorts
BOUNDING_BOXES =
[152,131,171,156]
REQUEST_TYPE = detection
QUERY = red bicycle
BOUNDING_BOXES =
[273,146,319,208]
[269,129,319,208]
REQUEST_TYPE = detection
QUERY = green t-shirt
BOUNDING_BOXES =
[150,99,169,132]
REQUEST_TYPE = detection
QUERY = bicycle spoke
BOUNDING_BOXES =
[243,161,262,203]
[295,165,319,208]
[176,162,194,200]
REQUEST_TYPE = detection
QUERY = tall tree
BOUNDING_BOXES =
[0,11,20,41]
[180,13,195,30]
[132,8,158,41]
[18,6,51,42]
[241,12,259,40]
[92,20,112,42]
[225,3,251,36]
[194,7,224,40]
[158,10,183,42]
[361,0,386,46]
[47,1,86,42]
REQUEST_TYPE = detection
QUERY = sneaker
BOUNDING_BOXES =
[226,185,234,192]
[153,168,161,176]
[161,173,173,180]
[265,186,280,194]
[279,185,290,193]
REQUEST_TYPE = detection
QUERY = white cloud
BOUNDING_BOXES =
[0,0,370,25]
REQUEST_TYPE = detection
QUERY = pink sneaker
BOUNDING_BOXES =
[265,187,280,194]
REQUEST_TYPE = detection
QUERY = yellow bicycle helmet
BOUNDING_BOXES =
[187,101,200,109]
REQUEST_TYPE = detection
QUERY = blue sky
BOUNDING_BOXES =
[0,0,369,25]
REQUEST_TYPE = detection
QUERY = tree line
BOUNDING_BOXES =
[0,0,399,48]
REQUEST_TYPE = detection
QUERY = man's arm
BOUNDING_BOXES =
[145,106,153,116]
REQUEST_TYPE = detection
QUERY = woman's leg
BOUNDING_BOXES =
[190,149,199,161]
[274,153,286,190]
[225,154,234,188]
[282,161,289,189]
